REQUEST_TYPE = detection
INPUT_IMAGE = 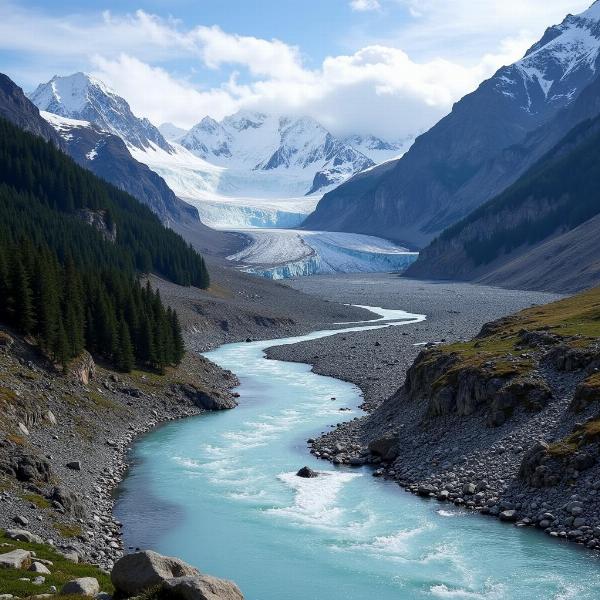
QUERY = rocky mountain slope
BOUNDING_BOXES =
[41,111,198,224]
[0,72,199,225]
[407,109,600,292]
[314,286,600,550]
[304,1,600,247]
[0,74,64,149]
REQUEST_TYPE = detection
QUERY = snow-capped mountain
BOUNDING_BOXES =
[39,111,197,224]
[495,1,600,115]
[341,134,406,163]
[178,111,380,194]
[29,73,173,153]
[159,122,188,141]
[306,0,600,246]
[29,72,409,228]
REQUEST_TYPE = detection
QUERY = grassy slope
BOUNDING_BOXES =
[0,530,112,597]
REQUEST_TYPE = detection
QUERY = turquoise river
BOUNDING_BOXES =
[115,306,600,599]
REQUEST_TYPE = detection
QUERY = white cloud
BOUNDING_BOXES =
[350,0,381,12]
[0,0,594,139]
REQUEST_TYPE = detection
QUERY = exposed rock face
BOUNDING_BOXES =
[404,348,551,427]
[178,384,238,411]
[111,550,201,596]
[75,209,117,243]
[161,574,244,600]
[0,74,64,149]
[0,453,52,483]
[49,486,86,518]
[70,351,96,385]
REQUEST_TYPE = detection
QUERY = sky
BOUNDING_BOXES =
[0,0,594,139]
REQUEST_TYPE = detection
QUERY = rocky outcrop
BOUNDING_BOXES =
[0,549,31,569]
[70,351,96,385]
[111,550,201,596]
[75,209,117,243]
[178,384,238,411]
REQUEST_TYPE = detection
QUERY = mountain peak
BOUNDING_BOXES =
[30,72,173,153]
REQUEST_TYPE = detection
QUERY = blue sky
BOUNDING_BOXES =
[0,0,593,137]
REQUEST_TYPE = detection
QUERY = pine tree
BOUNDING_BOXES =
[11,257,35,334]
[116,319,134,373]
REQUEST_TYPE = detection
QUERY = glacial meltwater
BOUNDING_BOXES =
[115,307,600,599]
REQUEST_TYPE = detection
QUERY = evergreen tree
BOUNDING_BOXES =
[116,319,134,373]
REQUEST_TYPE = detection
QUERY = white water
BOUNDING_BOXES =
[116,307,600,599]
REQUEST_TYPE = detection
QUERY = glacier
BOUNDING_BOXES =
[227,230,418,279]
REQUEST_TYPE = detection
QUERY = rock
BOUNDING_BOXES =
[367,436,398,461]
[49,486,85,518]
[13,515,29,526]
[178,384,238,411]
[6,455,52,482]
[29,562,51,574]
[18,423,30,436]
[5,529,43,544]
[161,575,244,600]
[296,466,318,478]
[44,411,57,425]
[462,483,476,495]
[500,510,518,522]
[0,549,31,569]
[60,551,79,563]
[111,550,200,596]
[71,351,96,385]
[417,484,437,497]
[32,576,45,585]
[66,461,82,471]
[61,577,100,596]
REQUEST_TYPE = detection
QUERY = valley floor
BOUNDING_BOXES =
[267,274,559,408]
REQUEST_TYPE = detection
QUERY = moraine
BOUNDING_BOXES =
[115,307,600,599]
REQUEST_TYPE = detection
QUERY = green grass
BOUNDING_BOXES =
[22,492,51,509]
[0,530,113,598]
[548,419,600,458]
[52,522,83,539]
[429,287,600,392]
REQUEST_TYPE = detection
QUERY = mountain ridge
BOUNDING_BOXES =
[303,2,600,246]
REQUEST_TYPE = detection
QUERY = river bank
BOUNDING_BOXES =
[269,275,600,554]
[267,274,560,409]
[113,293,600,599]
[0,270,371,574]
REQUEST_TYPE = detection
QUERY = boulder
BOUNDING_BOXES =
[0,549,31,569]
[49,486,85,518]
[5,529,43,544]
[417,484,437,497]
[60,577,100,596]
[296,466,318,478]
[111,550,200,596]
[367,436,398,461]
[66,461,82,471]
[29,562,51,574]
[162,575,244,600]
[500,510,518,522]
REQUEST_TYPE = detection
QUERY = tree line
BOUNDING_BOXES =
[0,117,205,372]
